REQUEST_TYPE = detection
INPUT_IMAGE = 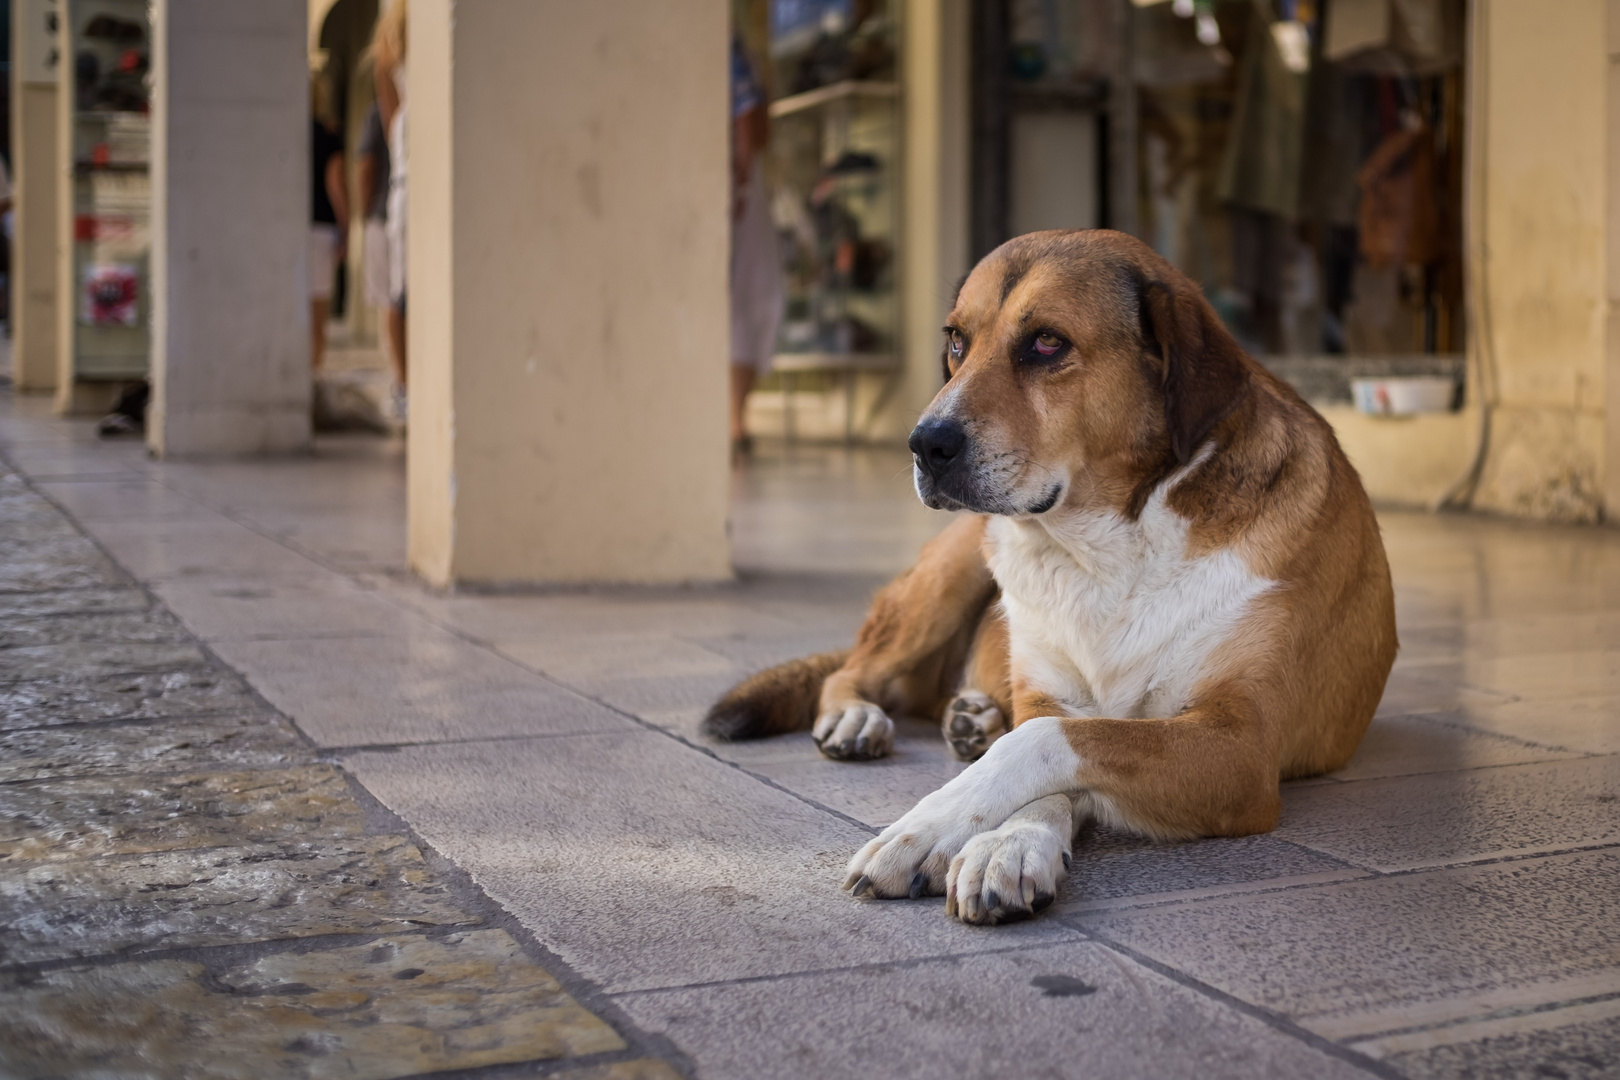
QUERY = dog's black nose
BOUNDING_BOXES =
[909,419,967,476]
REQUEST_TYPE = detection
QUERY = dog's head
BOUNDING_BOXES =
[911,230,1252,517]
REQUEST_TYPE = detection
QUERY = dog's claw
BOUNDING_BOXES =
[909,871,927,899]
[851,874,874,898]
[1062,851,1072,871]
[1033,890,1055,912]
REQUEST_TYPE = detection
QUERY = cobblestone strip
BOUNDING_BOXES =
[0,459,687,1080]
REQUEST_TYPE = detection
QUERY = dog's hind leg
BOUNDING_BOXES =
[942,602,1012,761]
[814,514,997,760]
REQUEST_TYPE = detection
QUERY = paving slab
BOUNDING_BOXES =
[151,577,419,641]
[1397,611,1620,664]
[0,669,262,730]
[0,638,212,681]
[210,629,636,748]
[344,732,1083,994]
[0,835,479,966]
[0,765,367,862]
[0,930,629,1080]
[0,607,189,650]
[1377,1001,1620,1080]
[1435,695,1620,757]
[0,585,154,620]
[1276,754,1620,870]
[1329,712,1581,781]
[0,714,309,782]
[1076,847,1620,1045]
[33,477,221,523]
[614,940,1373,1080]
[80,517,337,583]
[1058,820,1358,912]
[0,537,128,592]
[390,589,806,645]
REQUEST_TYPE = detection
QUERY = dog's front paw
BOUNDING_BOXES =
[813,703,894,761]
[843,797,984,900]
[945,814,1069,925]
[943,690,1007,761]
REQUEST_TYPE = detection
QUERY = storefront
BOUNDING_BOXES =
[740,0,1614,521]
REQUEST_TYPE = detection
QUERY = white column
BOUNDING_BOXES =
[147,0,311,456]
[408,0,732,586]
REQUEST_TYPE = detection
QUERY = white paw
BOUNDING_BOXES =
[946,817,1069,925]
[942,690,1007,761]
[843,791,987,899]
[813,703,894,761]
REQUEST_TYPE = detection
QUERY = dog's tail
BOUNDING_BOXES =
[702,650,851,741]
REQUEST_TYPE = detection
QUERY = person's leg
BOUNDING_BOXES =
[387,303,407,388]
[729,364,756,446]
[311,298,330,372]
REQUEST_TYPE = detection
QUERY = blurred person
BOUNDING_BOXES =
[356,99,404,410]
[374,0,408,422]
[310,79,349,374]
[728,36,783,456]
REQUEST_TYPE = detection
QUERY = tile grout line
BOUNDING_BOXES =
[1068,925,1409,1080]
[603,937,1090,1000]
[1337,988,1620,1048]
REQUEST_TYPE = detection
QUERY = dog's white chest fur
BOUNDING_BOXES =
[985,478,1274,720]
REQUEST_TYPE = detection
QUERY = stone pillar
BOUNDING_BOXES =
[146,0,311,456]
[10,0,60,393]
[1472,0,1608,523]
[1608,0,1620,521]
[407,0,731,586]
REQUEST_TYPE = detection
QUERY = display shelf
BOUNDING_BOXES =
[769,79,899,119]
[771,351,898,373]
[62,0,153,386]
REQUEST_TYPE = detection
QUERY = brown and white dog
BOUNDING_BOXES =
[704,230,1397,924]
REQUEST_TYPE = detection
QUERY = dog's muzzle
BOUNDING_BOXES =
[909,418,973,510]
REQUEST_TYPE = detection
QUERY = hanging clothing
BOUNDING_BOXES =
[1356,122,1440,268]
[1217,0,1308,221]
[1324,0,1463,76]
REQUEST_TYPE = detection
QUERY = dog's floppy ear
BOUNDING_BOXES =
[1140,278,1251,464]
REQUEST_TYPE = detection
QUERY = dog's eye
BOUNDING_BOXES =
[1025,332,1066,361]
[946,329,965,358]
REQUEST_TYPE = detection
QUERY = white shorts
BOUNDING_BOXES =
[363,219,391,309]
[308,224,339,301]
[386,182,407,305]
[730,162,783,372]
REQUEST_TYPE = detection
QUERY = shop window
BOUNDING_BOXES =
[975,0,1467,403]
[1136,0,1464,368]
[66,0,152,384]
[735,0,902,440]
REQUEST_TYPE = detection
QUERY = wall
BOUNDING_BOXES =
[146,0,312,455]
[408,0,732,586]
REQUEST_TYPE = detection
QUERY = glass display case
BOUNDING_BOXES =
[63,0,151,382]
[740,0,902,438]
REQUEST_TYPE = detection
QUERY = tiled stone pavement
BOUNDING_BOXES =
[3,388,1620,1079]
[0,459,685,1077]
